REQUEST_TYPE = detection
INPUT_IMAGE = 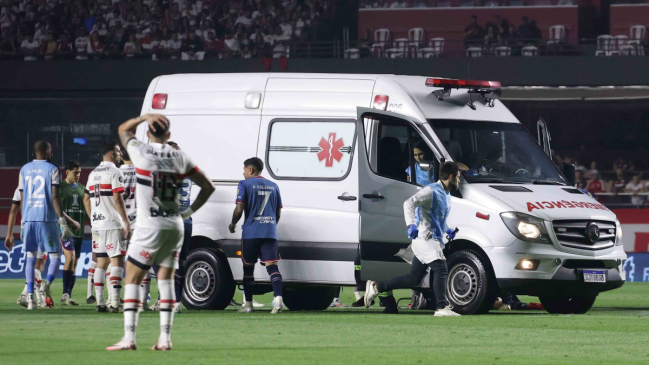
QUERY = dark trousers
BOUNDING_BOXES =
[377,256,449,310]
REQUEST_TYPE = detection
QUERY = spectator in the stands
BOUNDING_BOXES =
[613,158,628,173]
[123,33,139,59]
[204,31,223,58]
[151,33,167,60]
[1,35,18,60]
[611,169,627,194]
[57,34,73,59]
[182,31,203,58]
[20,34,40,60]
[236,10,253,27]
[484,26,500,51]
[585,161,599,180]
[530,20,542,42]
[575,170,586,190]
[373,0,389,8]
[34,24,48,43]
[626,175,646,206]
[102,32,118,59]
[499,18,510,38]
[390,1,408,8]
[42,34,58,60]
[88,32,104,59]
[485,15,501,36]
[166,32,183,59]
[573,159,587,173]
[139,30,154,57]
[413,0,428,7]
[586,173,605,197]
[464,15,484,47]
[518,16,531,39]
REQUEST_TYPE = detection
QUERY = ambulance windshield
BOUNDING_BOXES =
[429,120,567,185]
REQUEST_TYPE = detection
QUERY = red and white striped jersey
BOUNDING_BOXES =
[119,163,137,225]
[126,138,198,230]
[85,161,125,230]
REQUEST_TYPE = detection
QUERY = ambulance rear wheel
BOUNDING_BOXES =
[539,295,597,314]
[182,248,235,311]
[446,250,496,315]
[283,287,337,311]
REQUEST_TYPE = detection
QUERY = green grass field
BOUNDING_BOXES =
[1,279,648,364]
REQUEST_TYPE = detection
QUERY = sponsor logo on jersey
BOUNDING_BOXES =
[140,250,152,260]
[106,243,114,250]
[92,213,106,221]
[149,207,179,218]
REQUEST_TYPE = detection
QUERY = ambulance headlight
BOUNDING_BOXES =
[500,212,550,244]
[615,220,623,246]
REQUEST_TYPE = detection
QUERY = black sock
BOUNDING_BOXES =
[62,270,73,296]
[69,273,76,296]
[174,264,186,304]
[354,254,365,291]
[265,264,283,297]
[243,265,255,302]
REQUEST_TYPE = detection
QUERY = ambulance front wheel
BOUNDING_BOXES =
[539,294,597,314]
[182,248,235,310]
[446,250,497,315]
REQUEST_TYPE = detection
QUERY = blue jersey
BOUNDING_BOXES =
[19,160,60,223]
[406,163,432,186]
[236,176,282,240]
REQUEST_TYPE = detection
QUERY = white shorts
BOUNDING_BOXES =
[127,227,183,270]
[92,229,126,258]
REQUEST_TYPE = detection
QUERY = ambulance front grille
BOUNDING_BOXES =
[552,220,616,251]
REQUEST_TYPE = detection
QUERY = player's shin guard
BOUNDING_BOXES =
[123,284,140,342]
[25,252,37,294]
[140,273,151,308]
[266,264,283,298]
[46,253,61,284]
[94,268,106,305]
[110,266,124,308]
[87,261,97,299]
[243,265,255,302]
[157,279,175,343]
[174,264,186,304]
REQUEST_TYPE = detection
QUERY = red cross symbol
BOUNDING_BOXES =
[317,133,344,167]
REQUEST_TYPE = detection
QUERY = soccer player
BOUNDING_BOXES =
[6,141,73,310]
[83,141,131,313]
[229,157,284,314]
[364,162,462,317]
[108,114,214,351]
[60,160,87,305]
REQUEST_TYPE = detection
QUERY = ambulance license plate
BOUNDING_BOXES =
[583,270,606,283]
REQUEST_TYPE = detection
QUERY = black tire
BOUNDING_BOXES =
[182,248,235,310]
[539,295,597,314]
[283,287,337,311]
[446,250,497,315]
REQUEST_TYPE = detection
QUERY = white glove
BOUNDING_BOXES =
[181,207,193,221]
[59,217,73,241]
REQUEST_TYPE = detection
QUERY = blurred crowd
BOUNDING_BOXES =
[553,151,649,207]
[0,0,339,60]
[464,14,544,54]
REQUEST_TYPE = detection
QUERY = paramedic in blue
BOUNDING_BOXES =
[7,140,73,310]
[406,141,433,186]
[229,157,284,314]
[363,161,462,317]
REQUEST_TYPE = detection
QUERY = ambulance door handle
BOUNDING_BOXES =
[338,195,357,201]
[362,194,385,200]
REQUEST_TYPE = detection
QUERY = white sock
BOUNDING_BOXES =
[354,291,364,301]
[87,261,97,299]
[34,269,43,302]
[110,266,124,308]
[106,264,112,303]
[140,273,151,308]
[22,284,28,296]
[94,268,106,305]
[157,279,175,343]
[123,284,140,342]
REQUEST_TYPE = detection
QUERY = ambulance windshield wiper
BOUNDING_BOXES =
[532,180,566,186]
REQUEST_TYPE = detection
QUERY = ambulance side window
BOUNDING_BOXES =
[367,117,433,186]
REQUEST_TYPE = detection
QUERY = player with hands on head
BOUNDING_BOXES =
[364,161,462,317]
[107,114,214,351]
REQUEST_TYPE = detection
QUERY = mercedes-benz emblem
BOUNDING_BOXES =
[585,222,600,244]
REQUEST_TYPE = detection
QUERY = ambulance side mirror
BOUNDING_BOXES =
[419,160,438,184]
[562,163,576,187]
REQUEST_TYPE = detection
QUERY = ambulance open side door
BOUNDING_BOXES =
[355,107,428,281]
[537,118,552,158]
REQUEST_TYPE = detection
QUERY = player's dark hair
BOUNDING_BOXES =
[149,119,170,138]
[34,140,50,154]
[120,144,130,161]
[413,140,427,151]
[244,157,264,174]
[64,160,81,172]
[439,161,460,181]
[100,141,119,157]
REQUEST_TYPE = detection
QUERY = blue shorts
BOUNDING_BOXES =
[241,238,280,265]
[23,221,60,254]
[62,236,84,258]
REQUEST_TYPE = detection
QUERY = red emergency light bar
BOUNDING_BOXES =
[425,78,502,89]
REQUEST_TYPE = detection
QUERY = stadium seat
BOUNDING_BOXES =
[345,49,360,59]
[547,25,566,46]
[629,25,646,56]
[485,1,499,6]
[408,28,426,58]
[495,46,511,57]
[522,45,538,56]
[372,28,392,58]
[181,51,205,60]
[386,38,409,58]
[437,2,451,7]
[419,37,444,58]
[595,35,617,57]
[466,46,482,57]
[619,45,637,56]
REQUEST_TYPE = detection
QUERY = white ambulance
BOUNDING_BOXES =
[139,73,626,314]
